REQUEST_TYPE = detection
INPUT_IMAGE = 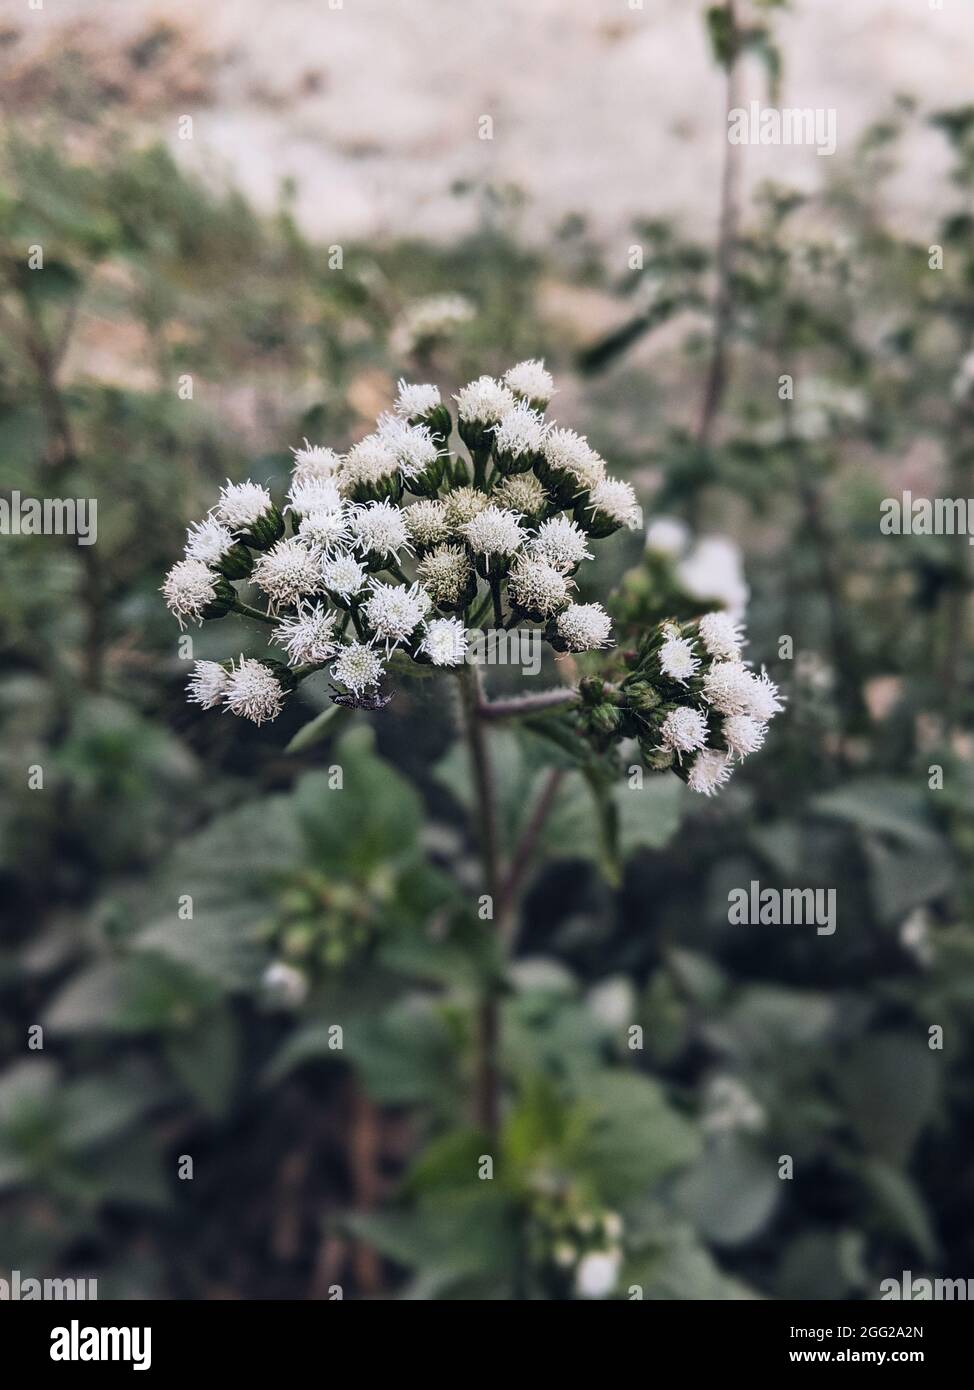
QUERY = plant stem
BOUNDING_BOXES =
[469,589,493,628]
[489,574,504,627]
[232,599,277,626]
[499,768,564,949]
[456,663,503,1136]
[478,688,579,720]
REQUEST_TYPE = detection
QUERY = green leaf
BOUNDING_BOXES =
[838,1033,940,1163]
[572,1072,700,1202]
[858,1159,937,1261]
[676,1137,780,1246]
[284,703,346,754]
[811,779,941,849]
[164,1008,240,1119]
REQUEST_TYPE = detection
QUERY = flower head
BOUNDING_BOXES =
[659,631,699,683]
[444,485,489,531]
[162,558,220,628]
[340,433,402,494]
[419,617,469,667]
[393,294,474,355]
[504,358,555,406]
[453,375,516,425]
[554,602,613,652]
[462,505,527,570]
[722,713,767,760]
[185,517,235,566]
[186,660,229,709]
[363,580,431,651]
[493,473,549,520]
[349,499,411,561]
[745,667,785,722]
[404,499,450,550]
[645,517,689,558]
[529,516,592,572]
[223,656,288,725]
[287,477,342,517]
[586,477,642,532]
[507,557,573,618]
[291,441,342,484]
[687,748,734,796]
[214,480,274,531]
[395,380,442,420]
[677,537,748,620]
[251,537,322,611]
[541,428,606,494]
[377,413,443,480]
[417,543,474,608]
[331,641,385,696]
[660,706,709,757]
[274,601,341,665]
[321,552,367,600]
[574,1250,621,1300]
[297,506,352,554]
[697,610,745,661]
[492,401,548,469]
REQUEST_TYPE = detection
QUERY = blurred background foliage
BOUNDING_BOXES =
[2,3,974,1300]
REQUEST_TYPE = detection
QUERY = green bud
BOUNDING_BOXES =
[216,542,254,581]
[624,681,660,713]
[579,676,606,706]
[201,574,236,620]
[640,740,674,771]
[239,505,285,550]
[590,703,621,736]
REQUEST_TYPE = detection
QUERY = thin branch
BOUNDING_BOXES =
[498,767,564,948]
[477,687,578,720]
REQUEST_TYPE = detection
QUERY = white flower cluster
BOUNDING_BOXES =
[164,363,632,724]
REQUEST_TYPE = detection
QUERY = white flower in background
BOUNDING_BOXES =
[659,630,699,683]
[507,557,573,617]
[792,376,867,440]
[395,380,441,420]
[542,427,606,494]
[722,713,767,760]
[677,537,749,620]
[291,441,342,484]
[661,706,708,757]
[261,960,309,1009]
[404,499,450,549]
[453,375,516,425]
[587,477,642,531]
[687,748,733,796]
[555,602,613,652]
[320,552,367,600]
[493,472,548,518]
[602,1211,624,1241]
[340,433,402,493]
[349,499,412,560]
[419,617,469,666]
[162,558,220,627]
[574,1249,621,1300]
[223,656,287,725]
[185,517,235,566]
[900,907,934,966]
[645,516,689,558]
[251,537,321,611]
[363,580,430,650]
[951,350,974,403]
[392,293,474,354]
[297,506,352,554]
[553,1242,578,1270]
[417,543,474,607]
[377,413,443,479]
[287,477,342,516]
[443,485,489,530]
[529,516,592,572]
[186,660,229,709]
[702,1075,765,1135]
[274,601,340,665]
[697,610,744,661]
[462,505,527,570]
[504,358,555,406]
[331,641,385,696]
[214,480,273,531]
[492,401,548,462]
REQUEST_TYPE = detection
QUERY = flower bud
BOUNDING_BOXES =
[215,542,255,581]
[624,681,660,713]
[202,573,237,619]
[590,702,621,736]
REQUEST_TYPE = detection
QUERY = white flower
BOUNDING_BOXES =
[900,908,933,966]
[587,477,642,530]
[555,602,613,652]
[393,293,474,354]
[507,558,573,617]
[417,543,474,606]
[697,610,745,661]
[493,473,548,518]
[687,748,734,796]
[321,552,368,599]
[186,660,229,709]
[419,617,469,666]
[262,960,309,1008]
[645,517,690,558]
[404,499,449,549]
[297,506,351,554]
[602,1211,624,1241]
[443,486,489,530]
[542,427,606,493]
[251,537,322,611]
[349,499,412,560]
[659,631,699,683]
[287,477,342,516]
[223,656,287,725]
[214,480,273,531]
[162,558,219,628]
[722,713,767,760]
[701,660,757,716]
[395,380,442,419]
[660,705,709,757]
[274,601,340,665]
[363,580,430,650]
[377,413,443,479]
[492,401,548,461]
[185,517,235,566]
[453,375,516,425]
[745,666,785,722]
[331,641,385,696]
[504,358,555,405]
[574,1249,621,1299]
[677,537,749,620]
[462,505,527,569]
[529,516,592,572]
[291,441,342,484]
[340,433,401,492]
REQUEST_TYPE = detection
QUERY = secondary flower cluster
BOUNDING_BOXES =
[162,362,641,722]
[576,610,784,796]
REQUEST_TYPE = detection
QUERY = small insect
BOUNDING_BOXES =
[328,684,394,711]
